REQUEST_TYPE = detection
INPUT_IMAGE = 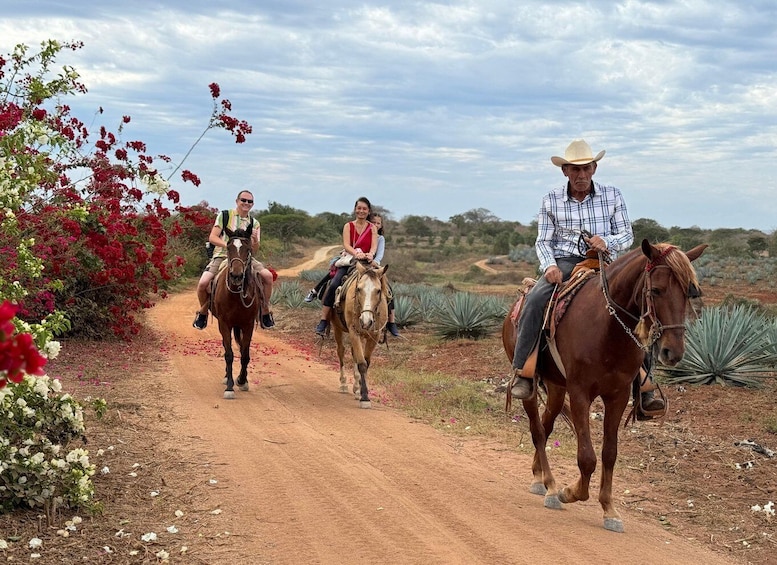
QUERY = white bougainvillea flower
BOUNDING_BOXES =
[175,510,184,518]
[141,532,157,542]
[166,526,178,534]
[28,537,43,549]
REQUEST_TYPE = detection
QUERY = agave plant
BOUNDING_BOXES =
[392,295,422,328]
[430,292,502,340]
[660,305,777,387]
[417,287,446,322]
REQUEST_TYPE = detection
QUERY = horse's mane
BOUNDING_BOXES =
[610,242,698,289]
[654,243,699,291]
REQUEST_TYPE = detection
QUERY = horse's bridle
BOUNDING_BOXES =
[597,249,688,353]
[226,238,257,309]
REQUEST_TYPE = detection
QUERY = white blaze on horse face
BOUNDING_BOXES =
[233,239,242,251]
[358,276,379,330]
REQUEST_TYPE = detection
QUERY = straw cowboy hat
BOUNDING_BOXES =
[551,139,606,167]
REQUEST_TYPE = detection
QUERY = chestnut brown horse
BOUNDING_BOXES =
[331,261,389,408]
[510,240,705,532]
[210,227,263,399]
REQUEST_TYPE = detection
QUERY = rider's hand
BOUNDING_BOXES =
[584,235,608,254]
[544,265,563,285]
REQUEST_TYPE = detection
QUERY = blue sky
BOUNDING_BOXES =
[3,1,776,232]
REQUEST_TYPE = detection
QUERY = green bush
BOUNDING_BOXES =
[0,376,99,515]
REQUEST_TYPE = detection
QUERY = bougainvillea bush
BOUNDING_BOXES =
[0,40,249,339]
[0,38,251,518]
[0,299,99,516]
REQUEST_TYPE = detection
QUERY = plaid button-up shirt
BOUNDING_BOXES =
[535,181,634,273]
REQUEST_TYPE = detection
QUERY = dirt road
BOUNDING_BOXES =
[145,287,737,565]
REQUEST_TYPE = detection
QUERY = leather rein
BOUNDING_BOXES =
[596,248,687,353]
[226,238,257,309]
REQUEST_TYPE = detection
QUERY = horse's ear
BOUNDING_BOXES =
[224,227,235,239]
[640,239,657,260]
[684,244,708,263]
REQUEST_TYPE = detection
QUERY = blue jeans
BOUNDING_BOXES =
[512,257,584,370]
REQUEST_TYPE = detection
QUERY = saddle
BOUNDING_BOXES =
[511,255,601,378]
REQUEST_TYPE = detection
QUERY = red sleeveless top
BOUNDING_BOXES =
[348,221,373,251]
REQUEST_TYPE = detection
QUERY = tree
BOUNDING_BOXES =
[668,226,705,251]
[402,215,433,238]
[631,218,670,245]
[1,40,251,339]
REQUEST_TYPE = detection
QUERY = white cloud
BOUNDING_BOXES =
[1,1,775,231]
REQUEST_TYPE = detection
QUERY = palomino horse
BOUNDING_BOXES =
[210,227,262,399]
[511,240,705,532]
[331,261,389,408]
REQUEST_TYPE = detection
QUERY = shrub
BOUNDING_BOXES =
[0,375,98,517]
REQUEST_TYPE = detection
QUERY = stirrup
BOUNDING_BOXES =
[636,384,668,420]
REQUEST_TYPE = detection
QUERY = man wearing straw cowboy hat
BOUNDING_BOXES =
[508,139,665,417]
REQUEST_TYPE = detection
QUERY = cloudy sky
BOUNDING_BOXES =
[3,1,776,232]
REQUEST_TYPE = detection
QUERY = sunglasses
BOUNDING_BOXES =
[239,198,254,204]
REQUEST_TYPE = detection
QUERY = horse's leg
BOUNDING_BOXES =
[521,392,558,508]
[599,391,630,533]
[352,362,361,396]
[351,335,370,408]
[529,381,566,500]
[334,327,348,393]
[557,385,596,506]
[236,326,251,392]
[220,322,235,400]
[357,336,379,407]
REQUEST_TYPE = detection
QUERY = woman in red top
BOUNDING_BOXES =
[315,197,378,336]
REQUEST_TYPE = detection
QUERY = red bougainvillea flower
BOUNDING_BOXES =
[0,300,48,388]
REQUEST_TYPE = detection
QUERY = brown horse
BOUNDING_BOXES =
[210,227,262,399]
[511,240,705,532]
[331,261,389,408]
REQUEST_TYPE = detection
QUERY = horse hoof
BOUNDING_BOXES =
[339,385,349,393]
[529,482,547,496]
[359,400,371,409]
[603,517,624,533]
[238,383,249,392]
[544,494,562,510]
[223,390,235,400]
